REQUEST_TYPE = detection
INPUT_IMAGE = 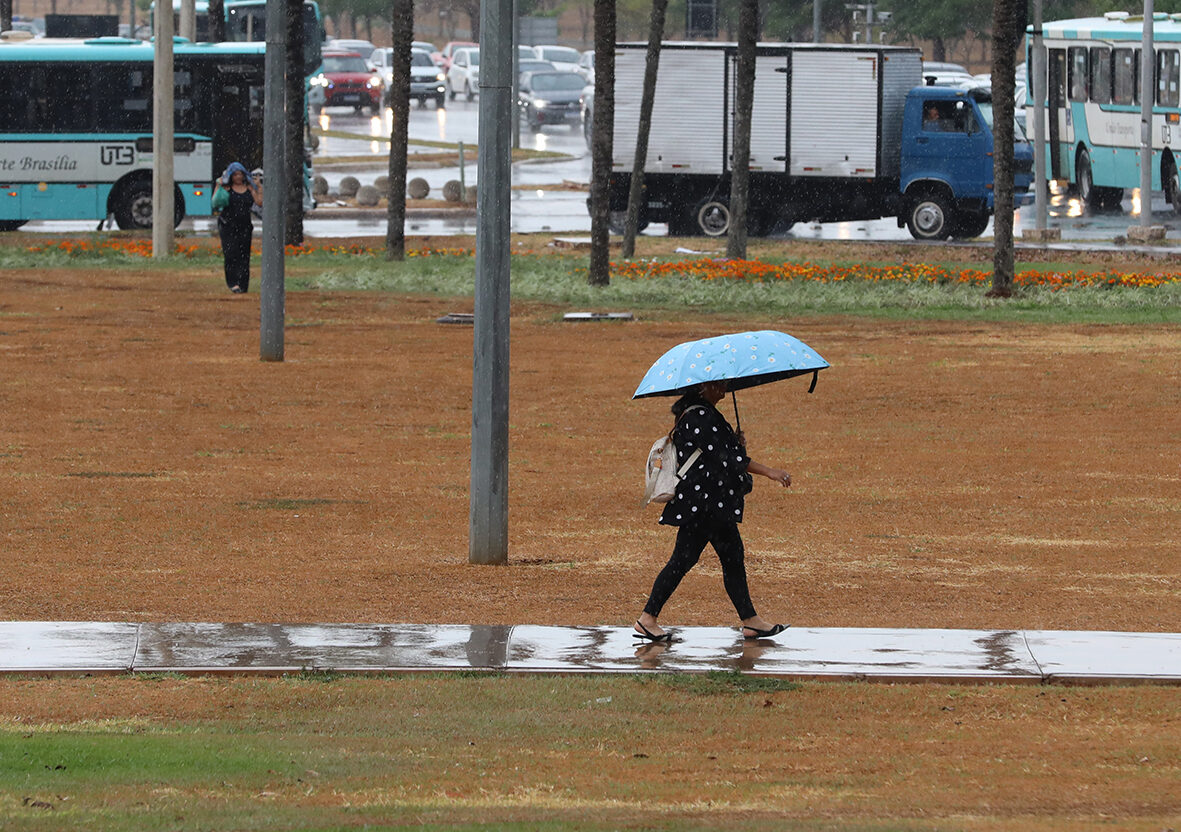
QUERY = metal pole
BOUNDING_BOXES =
[469,0,512,564]
[179,0,196,40]
[1032,0,1047,231]
[458,140,466,201]
[1140,0,1154,227]
[512,0,520,149]
[812,0,822,43]
[151,2,174,258]
[260,0,286,361]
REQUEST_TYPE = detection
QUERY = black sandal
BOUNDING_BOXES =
[742,623,789,640]
[633,620,673,643]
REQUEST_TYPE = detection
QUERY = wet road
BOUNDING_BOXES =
[18,100,1181,244]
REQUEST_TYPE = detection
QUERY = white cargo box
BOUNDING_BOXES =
[612,42,921,180]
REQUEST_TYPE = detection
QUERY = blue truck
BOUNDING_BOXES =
[606,42,1032,240]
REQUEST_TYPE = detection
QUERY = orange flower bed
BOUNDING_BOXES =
[609,258,1179,290]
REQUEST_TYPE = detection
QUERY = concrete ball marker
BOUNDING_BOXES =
[407,177,430,199]
[355,185,381,207]
[339,176,361,197]
[442,180,463,202]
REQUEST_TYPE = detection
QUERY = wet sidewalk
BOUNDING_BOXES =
[1,623,1178,684]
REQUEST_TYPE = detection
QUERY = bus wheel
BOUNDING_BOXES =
[0,220,28,232]
[906,192,953,241]
[1166,164,1181,216]
[113,182,184,230]
[695,199,731,236]
[1076,149,1097,210]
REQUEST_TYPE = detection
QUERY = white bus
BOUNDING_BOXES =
[1032,12,1181,212]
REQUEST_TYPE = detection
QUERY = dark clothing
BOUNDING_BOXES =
[643,516,756,620]
[659,399,751,527]
[218,188,255,292]
[646,396,759,621]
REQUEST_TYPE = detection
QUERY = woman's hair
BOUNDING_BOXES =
[671,389,709,418]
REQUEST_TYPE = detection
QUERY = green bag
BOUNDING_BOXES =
[211,187,229,212]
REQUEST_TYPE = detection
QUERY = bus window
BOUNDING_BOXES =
[1113,48,1137,105]
[1089,46,1111,104]
[1068,47,1088,101]
[1158,49,1180,107]
[93,64,152,132]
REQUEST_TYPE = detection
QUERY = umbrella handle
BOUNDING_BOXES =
[731,390,741,436]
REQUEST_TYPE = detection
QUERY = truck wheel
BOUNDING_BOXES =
[464,81,474,102]
[607,210,648,235]
[447,81,456,100]
[906,193,953,241]
[695,199,730,236]
[0,220,28,231]
[952,211,989,240]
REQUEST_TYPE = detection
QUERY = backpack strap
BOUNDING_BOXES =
[676,447,702,479]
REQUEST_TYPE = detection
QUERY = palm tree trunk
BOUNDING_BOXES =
[726,0,758,259]
[386,0,414,260]
[285,0,305,246]
[587,0,616,286]
[988,0,1019,297]
[621,0,668,259]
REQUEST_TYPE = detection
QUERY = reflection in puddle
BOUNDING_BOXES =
[1130,187,1142,216]
[318,111,330,131]
[436,106,447,141]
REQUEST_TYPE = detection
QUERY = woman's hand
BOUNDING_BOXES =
[746,460,791,488]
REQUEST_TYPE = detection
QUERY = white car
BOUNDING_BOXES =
[534,44,581,72]
[327,38,378,66]
[371,47,447,108]
[577,49,595,81]
[446,47,480,101]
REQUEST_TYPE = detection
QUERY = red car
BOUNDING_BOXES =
[310,50,383,114]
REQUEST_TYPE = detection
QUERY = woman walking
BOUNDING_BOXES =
[212,162,262,294]
[634,380,791,643]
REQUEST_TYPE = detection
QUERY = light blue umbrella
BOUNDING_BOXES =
[633,330,829,428]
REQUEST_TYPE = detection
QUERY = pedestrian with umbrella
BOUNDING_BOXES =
[631,331,829,643]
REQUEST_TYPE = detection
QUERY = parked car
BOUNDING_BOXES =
[310,51,383,113]
[518,45,540,60]
[446,47,480,100]
[370,46,446,108]
[577,49,595,81]
[533,44,581,72]
[327,38,378,65]
[412,40,436,57]
[517,58,556,79]
[581,78,594,146]
[518,70,586,131]
[437,40,477,72]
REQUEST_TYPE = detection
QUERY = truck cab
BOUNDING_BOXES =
[900,86,1033,240]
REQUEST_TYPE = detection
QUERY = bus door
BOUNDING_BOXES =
[1047,47,1069,180]
[212,62,266,176]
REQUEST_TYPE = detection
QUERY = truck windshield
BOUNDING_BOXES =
[975,101,1027,141]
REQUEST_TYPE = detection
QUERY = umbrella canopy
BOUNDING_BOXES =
[632,330,829,399]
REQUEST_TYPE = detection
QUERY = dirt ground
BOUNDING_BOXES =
[0,242,1177,632]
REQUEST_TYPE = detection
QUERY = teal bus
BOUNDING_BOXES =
[156,0,325,76]
[0,38,268,230]
[1032,12,1181,213]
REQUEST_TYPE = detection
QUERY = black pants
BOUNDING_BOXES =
[643,517,757,620]
[219,218,253,291]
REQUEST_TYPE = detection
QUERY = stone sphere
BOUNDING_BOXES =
[355,185,381,206]
[311,175,328,196]
[407,177,430,199]
[338,176,360,197]
[441,180,463,202]
[373,175,390,195]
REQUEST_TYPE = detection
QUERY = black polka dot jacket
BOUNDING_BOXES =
[659,401,753,527]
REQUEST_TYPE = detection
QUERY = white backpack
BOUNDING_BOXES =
[642,406,705,506]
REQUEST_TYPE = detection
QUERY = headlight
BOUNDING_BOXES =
[367,78,382,88]
[534,100,547,109]
[436,73,445,82]
[311,75,327,87]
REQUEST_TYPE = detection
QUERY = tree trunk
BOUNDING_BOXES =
[386,0,414,260]
[285,0,305,246]
[988,0,1019,298]
[725,0,758,259]
[932,36,946,64]
[0,0,11,32]
[621,0,668,259]
[587,0,615,286]
[208,0,225,41]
